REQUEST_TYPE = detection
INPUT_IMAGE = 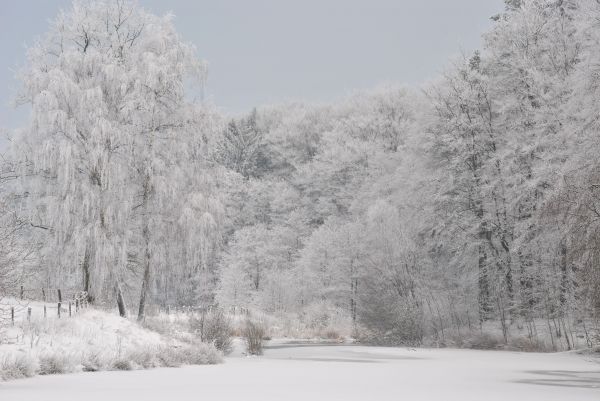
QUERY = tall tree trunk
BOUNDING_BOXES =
[116,281,127,318]
[137,221,151,321]
[350,278,358,324]
[478,243,491,323]
[137,173,152,322]
[350,259,357,324]
[559,240,569,308]
[82,246,91,299]
[82,244,96,304]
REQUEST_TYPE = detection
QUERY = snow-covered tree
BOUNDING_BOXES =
[11,0,211,317]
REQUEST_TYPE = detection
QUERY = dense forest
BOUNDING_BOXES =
[1,0,600,350]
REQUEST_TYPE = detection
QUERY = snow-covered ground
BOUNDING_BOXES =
[1,342,598,400]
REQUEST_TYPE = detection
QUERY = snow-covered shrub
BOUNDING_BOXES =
[467,333,503,350]
[189,309,233,354]
[156,345,184,368]
[0,352,37,381]
[38,350,78,375]
[243,319,266,355]
[111,358,133,371]
[157,342,221,366]
[179,342,222,365]
[82,348,113,372]
[112,341,220,369]
[301,302,332,333]
[508,336,551,352]
[299,301,351,339]
[322,329,342,340]
[126,346,162,369]
[357,297,424,346]
[228,303,352,340]
[230,309,279,338]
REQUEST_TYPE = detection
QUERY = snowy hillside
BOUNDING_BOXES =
[0,303,220,381]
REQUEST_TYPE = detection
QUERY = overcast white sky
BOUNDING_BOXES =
[0,0,503,129]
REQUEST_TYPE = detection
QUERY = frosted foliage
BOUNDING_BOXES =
[4,0,600,354]
[10,0,219,310]
[212,0,600,348]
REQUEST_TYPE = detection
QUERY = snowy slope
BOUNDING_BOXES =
[0,305,221,381]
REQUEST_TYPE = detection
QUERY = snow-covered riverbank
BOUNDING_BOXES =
[1,344,598,401]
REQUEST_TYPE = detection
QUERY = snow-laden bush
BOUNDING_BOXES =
[243,319,266,355]
[156,342,222,366]
[189,309,233,354]
[110,339,221,370]
[226,303,352,340]
[126,347,162,369]
[443,331,551,352]
[508,336,552,352]
[299,301,352,339]
[82,347,114,372]
[0,352,37,381]
[156,345,184,368]
[467,333,503,350]
[111,358,133,371]
[38,350,79,375]
[357,297,424,346]
[179,342,222,365]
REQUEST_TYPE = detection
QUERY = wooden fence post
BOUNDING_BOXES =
[69,302,72,317]
[58,302,61,318]
[42,288,46,302]
[20,285,24,300]
[57,289,62,303]
[27,307,31,323]
[11,307,14,326]
[44,305,47,319]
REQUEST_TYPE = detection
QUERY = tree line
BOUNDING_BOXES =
[1,0,599,347]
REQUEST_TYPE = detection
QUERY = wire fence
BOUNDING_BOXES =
[0,287,89,327]
[14,286,87,304]
[1,286,251,328]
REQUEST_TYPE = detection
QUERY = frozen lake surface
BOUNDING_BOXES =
[1,343,599,401]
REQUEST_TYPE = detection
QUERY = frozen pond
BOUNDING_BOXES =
[1,343,599,400]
